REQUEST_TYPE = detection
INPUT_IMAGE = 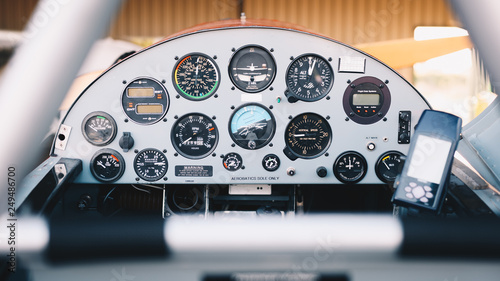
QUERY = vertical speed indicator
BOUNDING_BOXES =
[283,113,332,160]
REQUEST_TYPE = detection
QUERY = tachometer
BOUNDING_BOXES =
[133,148,168,182]
[333,151,367,183]
[82,112,117,146]
[283,113,332,160]
[229,45,276,93]
[171,113,218,159]
[90,149,125,182]
[285,54,333,102]
[229,103,275,150]
[375,151,405,183]
[173,53,220,100]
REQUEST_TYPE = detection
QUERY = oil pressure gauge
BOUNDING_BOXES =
[82,112,117,146]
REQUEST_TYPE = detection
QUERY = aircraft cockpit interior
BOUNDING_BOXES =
[1,1,500,280]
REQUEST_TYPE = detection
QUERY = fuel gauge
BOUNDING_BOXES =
[375,151,405,183]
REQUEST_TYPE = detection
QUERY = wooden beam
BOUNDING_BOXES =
[356,36,473,69]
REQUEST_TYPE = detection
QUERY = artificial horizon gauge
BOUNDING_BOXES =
[90,149,125,182]
[173,53,220,100]
[285,54,334,102]
[171,113,218,159]
[333,151,367,183]
[229,103,276,150]
[122,77,169,125]
[283,113,332,160]
[82,112,117,146]
[375,151,405,183]
[133,148,168,182]
[223,152,243,171]
[229,45,276,93]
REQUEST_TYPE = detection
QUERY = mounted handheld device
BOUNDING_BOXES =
[392,110,462,212]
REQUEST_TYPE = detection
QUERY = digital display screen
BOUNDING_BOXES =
[128,88,155,97]
[407,134,452,184]
[352,93,380,106]
[136,104,163,114]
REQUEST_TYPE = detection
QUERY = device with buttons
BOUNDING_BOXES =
[392,110,461,212]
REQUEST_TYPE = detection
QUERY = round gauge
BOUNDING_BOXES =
[343,76,391,124]
[171,113,218,159]
[262,154,280,172]
[229,103,276,150]
[283,113,332,160]
[122,77,169,125]
[172,188,200,211]
[229,45,276,93]
[333,151,367,184]
[167,186,203,213]
[82,112,117,146]
[133,148,168,182]
[376,151,405,183]
[90,149,125,182]
[285,54,334,102]
[223,153,243,171]
[173,53,220,100]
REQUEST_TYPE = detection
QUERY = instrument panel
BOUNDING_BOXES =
[53,25,430,185]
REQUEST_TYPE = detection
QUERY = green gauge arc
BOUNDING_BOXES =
[173,53,220,101]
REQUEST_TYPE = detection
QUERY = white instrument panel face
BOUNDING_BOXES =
[54,27,430,185]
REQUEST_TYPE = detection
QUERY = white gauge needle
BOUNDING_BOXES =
[97,161,106,169]
[347,158,354,169]
[88,125,98,132]
[383,161,390,170]
[182,137,192,144]
[308,58,316,76]
[294,134,305,137]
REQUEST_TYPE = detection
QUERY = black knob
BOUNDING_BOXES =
[316,166,327,178]
[399,133,408,141]
[77,195,91,211]
[284,90,298,103]
[399,112,410,122]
